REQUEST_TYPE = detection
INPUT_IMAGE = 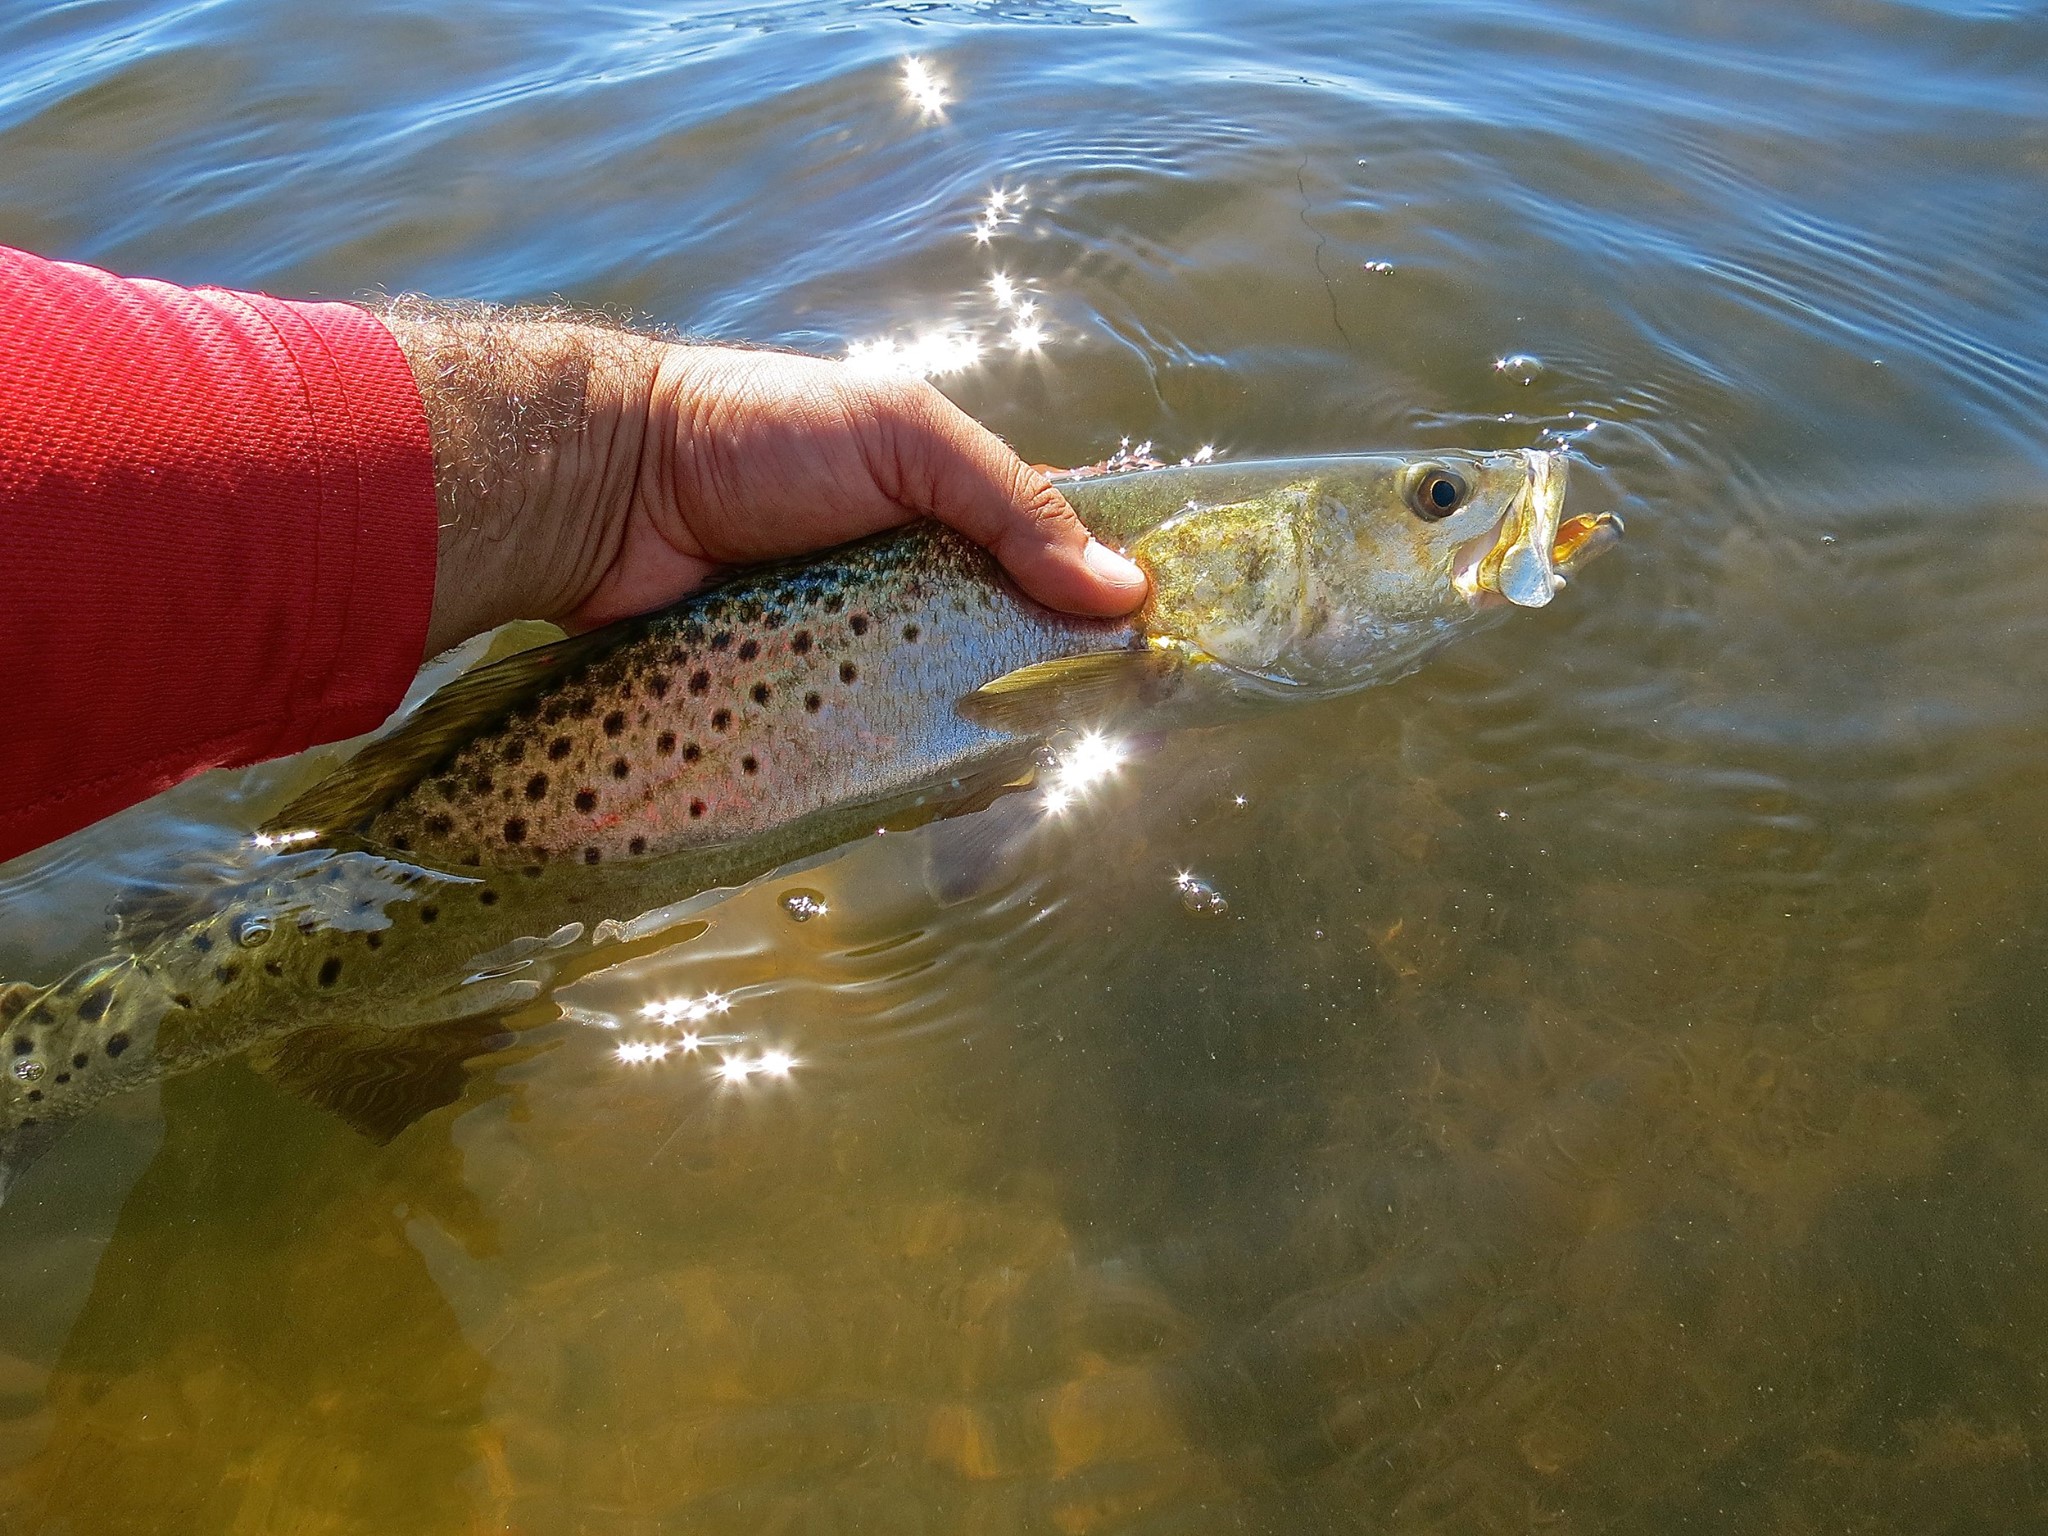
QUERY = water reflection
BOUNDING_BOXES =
[1039,729,1127,816]
[899,55,949,117]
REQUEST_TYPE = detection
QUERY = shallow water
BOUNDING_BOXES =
[5,0,2048,1529]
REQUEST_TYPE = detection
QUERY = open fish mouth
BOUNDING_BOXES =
[1454,450,1623,608]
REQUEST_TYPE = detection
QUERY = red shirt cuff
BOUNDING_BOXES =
[0,247,439,863]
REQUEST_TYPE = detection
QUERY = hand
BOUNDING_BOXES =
[393,309,1148,658]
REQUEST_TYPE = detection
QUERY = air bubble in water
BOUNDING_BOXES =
[13,1059,44,1083]
[1174,871,1229,917]
[783,889,829,923]
[1494,354,1543,385]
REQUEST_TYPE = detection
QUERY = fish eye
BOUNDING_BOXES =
[1405,466,1470,521]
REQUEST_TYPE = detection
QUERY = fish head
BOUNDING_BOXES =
[1131,449,1620,694]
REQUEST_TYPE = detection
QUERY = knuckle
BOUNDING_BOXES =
[1012,470,1073,534]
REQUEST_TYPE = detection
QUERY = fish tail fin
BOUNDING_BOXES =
[1,979,60,1204]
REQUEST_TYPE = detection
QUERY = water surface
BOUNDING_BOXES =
[4,0,2048,1530]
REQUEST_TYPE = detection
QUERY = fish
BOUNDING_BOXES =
[0,450,1620,1196]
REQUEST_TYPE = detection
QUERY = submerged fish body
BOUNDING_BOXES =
[0,451,1620,1191]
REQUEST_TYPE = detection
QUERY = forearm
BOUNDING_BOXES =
[373,298,666,656]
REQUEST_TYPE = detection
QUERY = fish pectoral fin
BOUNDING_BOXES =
[247,1013,521,1146]
[921,789,1046,905]
[957,647,1183,736]
[265,625,620,840]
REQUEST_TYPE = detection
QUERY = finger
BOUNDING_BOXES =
[880,386,1148,618]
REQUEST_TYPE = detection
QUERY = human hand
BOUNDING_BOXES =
[386,305,1148,658]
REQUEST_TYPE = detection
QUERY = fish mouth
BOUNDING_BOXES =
[1453,450,1623,609]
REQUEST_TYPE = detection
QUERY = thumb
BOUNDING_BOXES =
[881,387,1149,618]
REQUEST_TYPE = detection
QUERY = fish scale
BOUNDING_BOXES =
[372,528,1132,868]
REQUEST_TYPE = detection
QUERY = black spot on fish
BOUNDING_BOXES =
[548,736,573,761]
[903,623,921,642]
[437,778,459,801]
[480,888,499,905]
[366,932,384,950]
[751,683,771,705]
[523,865,544,879]
[850,614,869,636]
[603,710,626,737]
[840,662,859,684]
[689,799,706,819]
[10,1037,29,1056]
[680,621,705,645]
[504,818,527,844]
[649,673,671,700]
[710,631,732,651]
[542,700,567,725]
[171,995,192,1010]
[77,990,111,1023]
[738,600,764,624]
[805,692,822,713]
[575,789,598,813]
[26,1006,51,1027]
[824,593,845,613]
[318,958,343,988]
[584,848,601,865]
[264,962,283,977]
[763,609,785,629]
[192,932,214,954]
[656,731,676,756]
[792,630,813,655]
[741,756,759,775]
[611,758,630,780]
[427,813,454,836]
[71,1054,89,1070]
[391,834,414,852]
[683,743,702,763]
[526,773,550,801]
[712,709,731,732]
[420,904,440,924]
[472,774,495,796]
[502,739,526,765]
[739,639,760,662]
[570,695,595,721]
[53,1074,68,1085]
[106,1034,130,1058]
[459,852,480,867]
[690,670,711,695]
[214,964,239,985]
[26,1090,41,1102]
[629,836,647,856]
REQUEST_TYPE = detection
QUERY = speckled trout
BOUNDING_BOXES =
[0,451,1619,1194]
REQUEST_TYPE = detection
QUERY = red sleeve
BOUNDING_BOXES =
[0,246,439,864]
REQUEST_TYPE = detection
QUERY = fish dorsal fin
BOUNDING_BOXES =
[247,1013,520,1145]
[957,647,1185,736]
[266,626,621,838]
